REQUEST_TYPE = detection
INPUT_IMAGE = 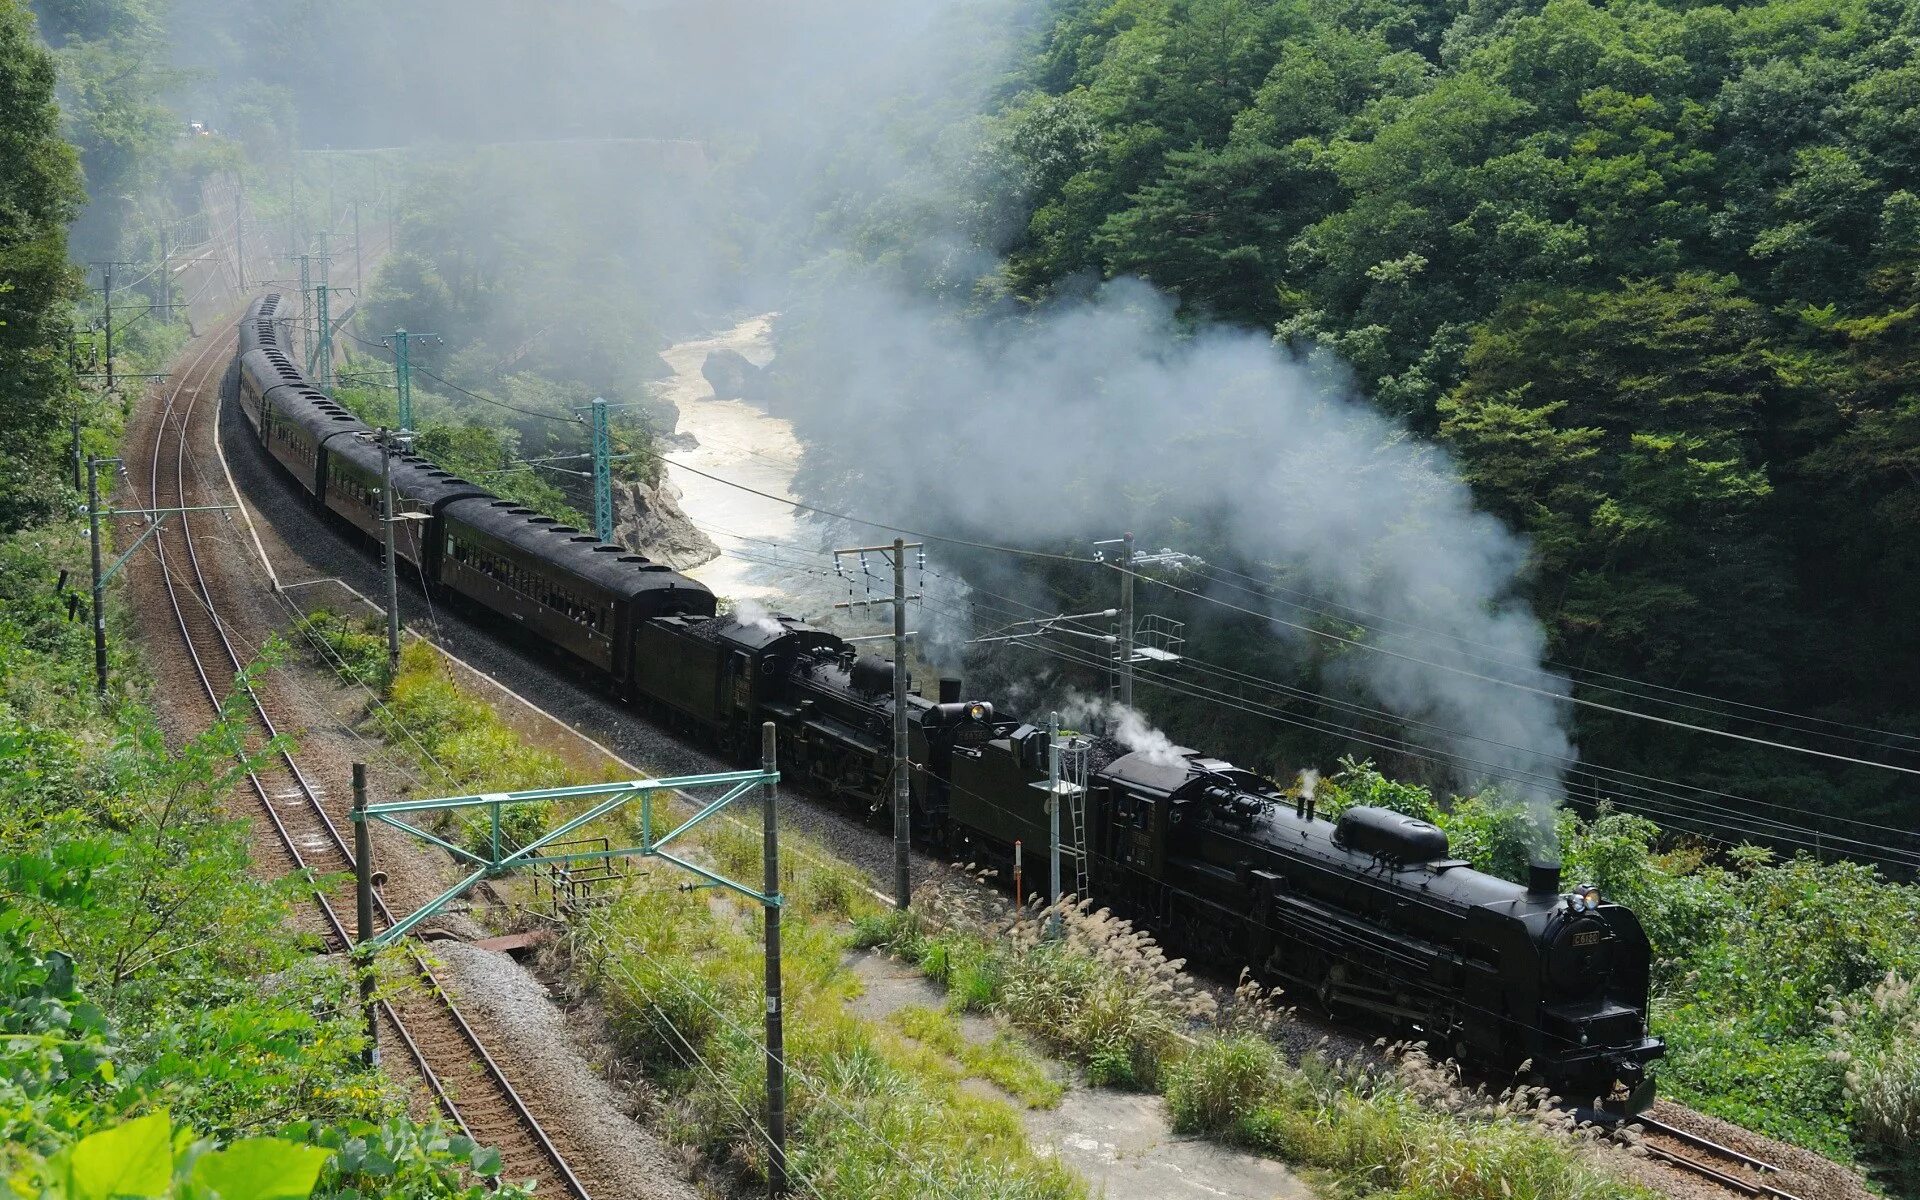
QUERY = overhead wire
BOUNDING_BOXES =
[612,432,1096,564]
[668,521,1917,859]
[685,519,1919,857]
[1191,562,1920,754]
[1133,572,1920,780]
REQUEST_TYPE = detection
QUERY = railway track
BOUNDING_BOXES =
[127,315,591,1199]
[1611,1113,1806,1200]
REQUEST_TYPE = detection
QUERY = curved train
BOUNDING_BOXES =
[236,294,1664,1110]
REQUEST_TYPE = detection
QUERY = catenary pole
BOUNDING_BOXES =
[352,763,380,1067]
[379,429,401,673]
[391,329,412,431]
[1119,531,1134,709]
[235,180,247,291]
[831,538,921,908]
[760,721,788,1195]
[313,284,332,395]
[102,264,115,394]
[1048,710,1061,919]
[892,537,911,909]
[591,397,612,543]
[297,254,310,366]
[88,457,108,696]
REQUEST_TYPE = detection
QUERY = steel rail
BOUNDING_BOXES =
[1632,1117,1805,1200]
[146,328,472,1137]
[138,315,590,1200]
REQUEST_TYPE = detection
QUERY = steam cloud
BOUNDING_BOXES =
[777,279,1576,827]
[1056,694,1189,770]
[185,0,1577,835]
[731,598,785,638]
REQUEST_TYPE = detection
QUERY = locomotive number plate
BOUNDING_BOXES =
[1572,930,1604,947]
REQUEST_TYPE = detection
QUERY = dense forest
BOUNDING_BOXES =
[751,0,1920,847]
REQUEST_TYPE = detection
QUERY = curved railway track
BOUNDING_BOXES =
[128,315,591,1199]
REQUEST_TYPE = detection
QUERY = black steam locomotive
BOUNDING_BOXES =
[235,295,1663,1110]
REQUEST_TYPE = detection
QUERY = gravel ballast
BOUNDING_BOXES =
[433,942,707,1200]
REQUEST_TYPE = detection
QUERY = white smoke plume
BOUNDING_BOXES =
[1055,694,1189,770]
[1295,769,1321,806]
[731,598,785,638]
[776,278,1577,838]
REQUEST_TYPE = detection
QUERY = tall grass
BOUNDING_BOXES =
[572,881,1083,1200]
[863,892,1655,1200]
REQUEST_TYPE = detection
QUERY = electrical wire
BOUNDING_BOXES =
[611,433,1096,564]
[1191,562,1920,754]
[1135,572,1920,780]
[668,518,1919,860]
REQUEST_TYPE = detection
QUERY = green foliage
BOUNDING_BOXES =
[380,641,571,791]
[890,1005,1064,1109]
[576,883,1082,1200]
[293,1119,533,1200]
[1163,1038,1652,1200]
[0,0,83,532]
[288,610,388,690]
[0,520,525,1191]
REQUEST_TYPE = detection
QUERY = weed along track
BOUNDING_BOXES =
[123,315,593,1199]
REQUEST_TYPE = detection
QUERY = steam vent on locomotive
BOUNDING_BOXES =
[237,292,1664,1111]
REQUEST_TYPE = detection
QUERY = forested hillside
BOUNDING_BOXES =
[782,0,1920,838]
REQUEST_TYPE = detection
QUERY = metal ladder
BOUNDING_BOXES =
[1061,733,1091,900]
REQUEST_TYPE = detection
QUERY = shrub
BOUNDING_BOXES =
[1164,1035,1287,1135]
[790,860,870,920]
[290,610,389,690]
[1834,973,1920,1149]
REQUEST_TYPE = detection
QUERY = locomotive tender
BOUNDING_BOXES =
[235,295,1663,1109]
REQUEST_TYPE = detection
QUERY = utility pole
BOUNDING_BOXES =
[591,397,612,543]
[1114,533,1137,708]
[235,179,247,290]
[352,763,380,1067]
[298,254,311,364]
[156,235,171,316]
[87,458,107,696]
[353,200,362,299]
[1093,534,1203,712]
[891,538,909,909]
[832,539,924,909]
[102,264,115,394]
[382,330,438,431]
[312,284,333,395]
[379,428,403,673]
[1047,710,1061,918]
[760,721,788,1197]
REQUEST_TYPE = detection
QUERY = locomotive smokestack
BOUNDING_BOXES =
[939,677,962,704]
[1527,861,1562,897]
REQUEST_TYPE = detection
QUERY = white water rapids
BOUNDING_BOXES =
[655,315,868,638]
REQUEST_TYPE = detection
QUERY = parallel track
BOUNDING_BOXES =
[131,316,591,1199]
[1618,1114,1805,1200]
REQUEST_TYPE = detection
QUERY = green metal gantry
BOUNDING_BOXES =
[352,765,781,947]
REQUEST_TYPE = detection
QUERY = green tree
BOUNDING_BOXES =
[0,0,83,531]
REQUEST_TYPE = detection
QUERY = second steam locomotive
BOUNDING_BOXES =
[236,294,1663,1110]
